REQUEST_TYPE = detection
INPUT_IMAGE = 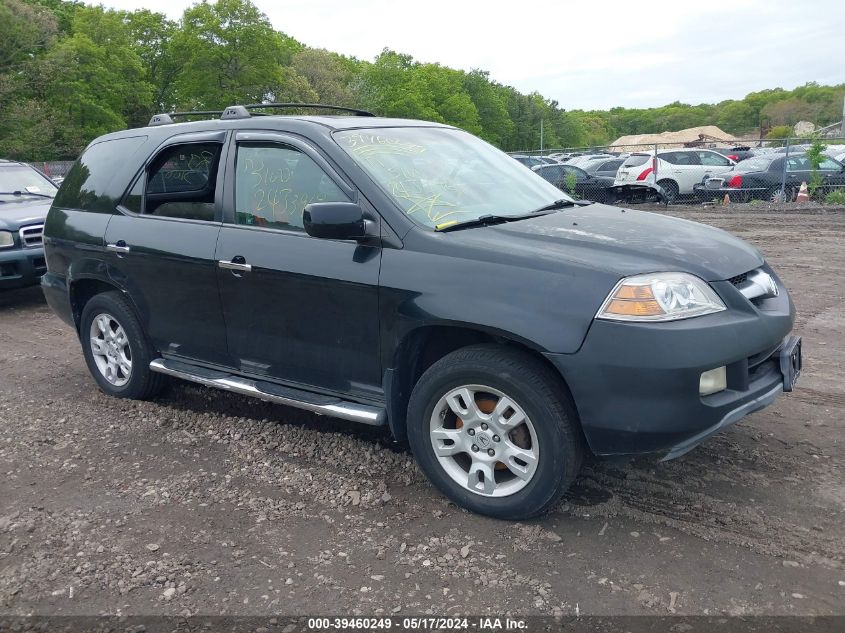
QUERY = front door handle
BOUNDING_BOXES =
[106,240,130,253]
[218,257,252,272]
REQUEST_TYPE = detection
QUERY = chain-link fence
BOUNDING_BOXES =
[25,160,75,183]
[509,136,845,206]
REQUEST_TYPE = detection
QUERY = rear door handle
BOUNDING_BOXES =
[106,240,130,253]
[218,258,252,272]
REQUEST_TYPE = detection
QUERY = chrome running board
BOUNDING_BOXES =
[149,358,385,426]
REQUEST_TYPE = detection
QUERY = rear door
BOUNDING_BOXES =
[660,151,710,193]
[104,132,231,366]
[215,131,382,401]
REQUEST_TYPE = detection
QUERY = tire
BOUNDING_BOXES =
[80,291,166,400]
[656,179,679,203]
[768,186,795,203]
[407,344,583,520]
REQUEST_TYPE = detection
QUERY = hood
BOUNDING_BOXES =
[0,198,51,231]
[454,204,764,282]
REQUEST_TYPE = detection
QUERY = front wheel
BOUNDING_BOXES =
[407,345,583,520]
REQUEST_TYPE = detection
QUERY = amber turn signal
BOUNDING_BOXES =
[602,283,665,317]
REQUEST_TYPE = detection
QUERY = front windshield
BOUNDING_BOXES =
[0,164,58,201]
[334,127,571,228]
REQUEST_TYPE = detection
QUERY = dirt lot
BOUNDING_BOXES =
[0,205,843,619]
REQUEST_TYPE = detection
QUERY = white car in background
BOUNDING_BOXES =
[614,149,735,201]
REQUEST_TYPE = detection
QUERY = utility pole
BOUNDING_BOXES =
[841,94,844,137]
[540,119,544,153]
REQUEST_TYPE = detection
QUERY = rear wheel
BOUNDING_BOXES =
[407,345,583,520]
[768,185,795,203]
[80,291,165,400]
[656,179,679,203]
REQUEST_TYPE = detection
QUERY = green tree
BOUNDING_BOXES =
[172,0,301,109]
[292,48,356,107]
[125,9,180,114]
[463,70,512,145]
[0,0,57,71]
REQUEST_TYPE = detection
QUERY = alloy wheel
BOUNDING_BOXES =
[429,384,539,497]
[89,312,132,387]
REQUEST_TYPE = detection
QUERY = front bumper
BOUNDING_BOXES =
[0,246,46,290]
[544,268,797,458]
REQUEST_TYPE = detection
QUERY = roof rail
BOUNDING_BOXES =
[146,103,375,127]
[147,111,224,126]
[221,105,250,120]
[243,103,375,117]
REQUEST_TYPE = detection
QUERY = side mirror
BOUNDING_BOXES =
[303,202,367,240]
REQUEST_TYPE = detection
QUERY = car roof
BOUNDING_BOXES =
[94,115,455,145]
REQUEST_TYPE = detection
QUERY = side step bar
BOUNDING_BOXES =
[149,358,386,426]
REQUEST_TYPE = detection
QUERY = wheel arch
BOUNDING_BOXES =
[383,323,582,444]
[68,274,144,337]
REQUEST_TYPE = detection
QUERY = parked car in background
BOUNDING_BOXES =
[533,162,665,205]
[693,154,845,202]
[710,147,755,162]
[566,154,616,168]
[582,158,624,179]
[532,163,613,201]
[534,156,561,165]
[0,160,55,290]
[510,154,547,168]
[615,149,735,202]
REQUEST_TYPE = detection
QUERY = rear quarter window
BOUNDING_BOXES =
[622,154,650,167]
[53,135,148,213]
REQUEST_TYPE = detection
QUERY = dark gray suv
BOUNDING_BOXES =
[41,104,801,519]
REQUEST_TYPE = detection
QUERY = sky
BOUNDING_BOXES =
[87,0,844,111]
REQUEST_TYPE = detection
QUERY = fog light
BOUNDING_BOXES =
[699,366,727,396]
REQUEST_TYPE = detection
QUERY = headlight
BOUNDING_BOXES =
[0,231,14,248]
[597,272,726,322]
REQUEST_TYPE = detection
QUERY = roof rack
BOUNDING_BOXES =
[243,103,375,117]
[148,111,224,126]
[147,103,375,127]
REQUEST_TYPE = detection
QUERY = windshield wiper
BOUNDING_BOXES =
[0,190,54,199]
[435,211,554,233]
[528,198,592,214]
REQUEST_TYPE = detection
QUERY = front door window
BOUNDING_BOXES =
[234,144,349,231]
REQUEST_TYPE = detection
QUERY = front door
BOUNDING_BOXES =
[216,133,382,402]
[104,134,231,366]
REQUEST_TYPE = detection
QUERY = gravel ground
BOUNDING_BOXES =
[0,205,843,618]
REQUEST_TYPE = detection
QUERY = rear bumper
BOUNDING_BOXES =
[41,271,74,327]
[0,247,46,290]
[544,272,796,458]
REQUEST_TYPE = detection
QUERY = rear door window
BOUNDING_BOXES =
[131,143,223,221]
[662,151,700,166]
[786,157,811,172]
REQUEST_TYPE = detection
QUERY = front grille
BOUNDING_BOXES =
[728,272,748,286]
[19,224,44,248]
